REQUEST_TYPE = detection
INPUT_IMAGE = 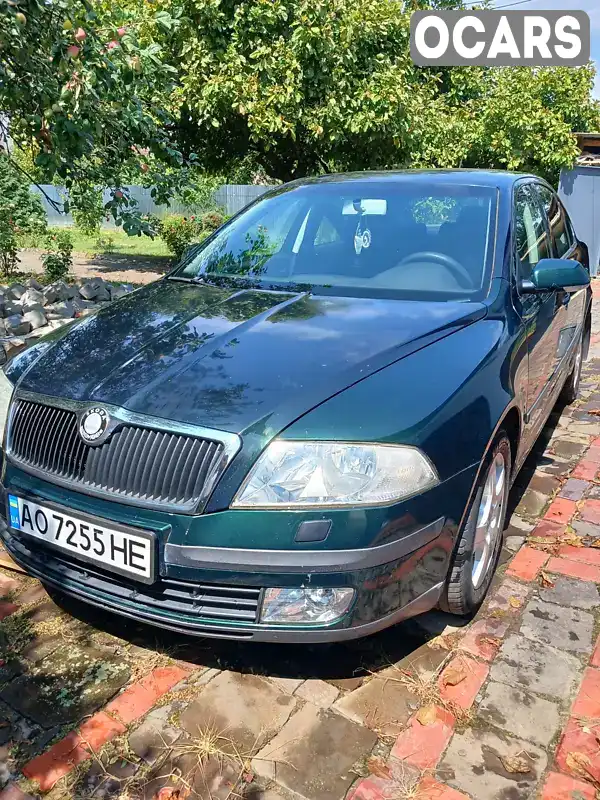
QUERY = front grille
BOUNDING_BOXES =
[7,399,226,513]
[2,529,260,638]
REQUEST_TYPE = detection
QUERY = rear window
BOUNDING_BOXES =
[174,180,498,301]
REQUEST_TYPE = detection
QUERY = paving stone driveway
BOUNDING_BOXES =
[2,288,600,800]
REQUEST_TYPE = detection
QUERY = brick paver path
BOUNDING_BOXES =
[1,285,600,800]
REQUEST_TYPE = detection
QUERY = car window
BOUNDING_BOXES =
[514,184,551,281]
[175,180,498,302]
[536,184,574,258]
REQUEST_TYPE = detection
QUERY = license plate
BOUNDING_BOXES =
[7,495,156,584]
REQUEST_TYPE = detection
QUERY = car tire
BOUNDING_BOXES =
[442,434,511,617]
[561,334,584,405]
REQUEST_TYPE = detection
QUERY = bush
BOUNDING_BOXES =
[95,233,115,253]
[158,215,204,260]
[42,229,73,281]
[70,183,104,236]
[200,210,225,234]
[0,207,19,278]
[0,154,46,276]
[158,211,226,260]
[0,154,46,236]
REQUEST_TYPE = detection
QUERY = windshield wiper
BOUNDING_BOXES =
[168,275,205,284]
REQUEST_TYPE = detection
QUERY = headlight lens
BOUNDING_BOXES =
[232,441,438,508]
[260,587,355,625]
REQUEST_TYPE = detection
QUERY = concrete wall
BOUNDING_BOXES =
[559,166,600,277]
[31,184,272,227]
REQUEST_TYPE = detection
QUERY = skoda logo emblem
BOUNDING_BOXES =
[80,407,109,444]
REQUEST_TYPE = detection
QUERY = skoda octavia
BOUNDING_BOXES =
[0,171,591,641]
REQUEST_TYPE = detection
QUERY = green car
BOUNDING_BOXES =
[0,170,592,641]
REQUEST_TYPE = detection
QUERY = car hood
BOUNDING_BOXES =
[18,280,486,435]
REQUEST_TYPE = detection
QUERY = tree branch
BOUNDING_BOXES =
[0,122,64,213]
[0,120,63,214]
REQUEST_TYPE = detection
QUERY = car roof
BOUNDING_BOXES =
[285,169,535,191]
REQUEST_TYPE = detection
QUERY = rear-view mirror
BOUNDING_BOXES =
[521,258,590,293]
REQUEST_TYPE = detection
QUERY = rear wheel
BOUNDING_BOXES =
[561,335,584,405]
[442,435,511,616]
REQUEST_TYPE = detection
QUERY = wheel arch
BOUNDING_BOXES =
[584,305,592,361]
[500,406,522,482]
[454,402,522,542]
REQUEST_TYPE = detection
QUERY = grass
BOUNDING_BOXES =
[18,226,171,259]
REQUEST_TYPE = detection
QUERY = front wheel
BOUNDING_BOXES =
[442,435,511,616]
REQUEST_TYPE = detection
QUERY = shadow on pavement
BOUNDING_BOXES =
[84,253,173,277]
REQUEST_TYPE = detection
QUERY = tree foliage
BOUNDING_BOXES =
[0,0,189,232]
[1,0,599,211]
[163,0,600,183]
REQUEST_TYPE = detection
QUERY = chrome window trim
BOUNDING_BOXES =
[5,390,242,515]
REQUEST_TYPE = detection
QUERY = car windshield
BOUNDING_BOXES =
[173,180,498,301]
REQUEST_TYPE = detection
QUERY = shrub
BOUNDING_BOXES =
[0,154,46,235]
[158,211,226,260]
[95,233,115,253]
[0,207,19,278]
[200,210,225,234]
[42,229,73,281]
[0,154,47,276]
[158,214,204,260]
[70,183,104,236]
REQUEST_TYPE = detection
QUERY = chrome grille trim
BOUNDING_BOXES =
[5,391,241,514]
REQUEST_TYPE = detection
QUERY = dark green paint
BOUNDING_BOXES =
[0,170,593,641]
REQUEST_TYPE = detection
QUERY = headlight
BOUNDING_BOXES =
[260,587,355,625]
[0,367,14,444]
[232,441,438,508]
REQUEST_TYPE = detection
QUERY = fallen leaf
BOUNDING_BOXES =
[154,789,191,800]
[441,664,466,687]
[591,540,600,549]
[566,751,592,777]
[509,596,523,609]
[500,754,531,774]
[367,756,392,780]
[529,542,559,554]
[529,536,559,545]
[561,533,585,547]
[539,570,555,589]
[587,409,600,417]
[0,722,8,729]
[479,635,501,651]
[415,703,438,726]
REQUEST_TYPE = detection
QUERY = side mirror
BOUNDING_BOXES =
[521,258,590,293]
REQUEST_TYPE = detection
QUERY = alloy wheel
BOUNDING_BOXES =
[471,451,507,590]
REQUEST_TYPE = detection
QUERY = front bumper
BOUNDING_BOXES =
[0,460,476,641]
[0,510,447,642]
[0,517,444,641]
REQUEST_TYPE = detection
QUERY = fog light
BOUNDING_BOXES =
[260,587,355,625]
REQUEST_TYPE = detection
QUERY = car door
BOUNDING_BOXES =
[534,182,587,370]
[512,182,562,440]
